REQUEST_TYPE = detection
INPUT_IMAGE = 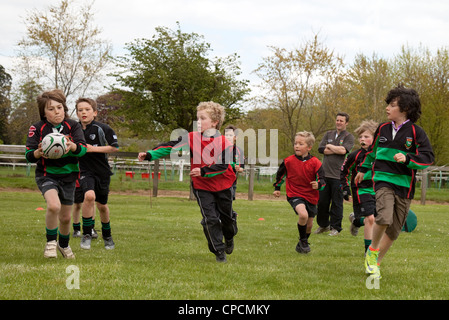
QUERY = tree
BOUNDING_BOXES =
[15,0,112,103]
[392,45,449,164]
[0,65,12,143]
[344,53,393,125]
[254,34,345,145]
[112,23,250,137]
[7,81,42,144]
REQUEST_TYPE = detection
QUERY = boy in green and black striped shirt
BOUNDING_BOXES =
[26,89,87,259]
[340,120,378,253]
[355,85,434,279]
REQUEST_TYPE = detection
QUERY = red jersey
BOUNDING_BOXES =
[145,131,236,192]
[273,154,326,204]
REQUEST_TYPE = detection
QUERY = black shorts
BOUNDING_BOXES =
[353,200,376,218]
[35,176,76,206]
[74,185,84,204]
[287,197,317,218]
[79,172,111,205]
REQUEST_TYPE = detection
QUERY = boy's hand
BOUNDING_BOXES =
[138,152,147,161]
[189,167,201,177]
[394,153,406,163]
[65,139,76,153]
[34,143,44,159]
[310,181,318,190]
[354,172,364,184]
[273,190,280,198]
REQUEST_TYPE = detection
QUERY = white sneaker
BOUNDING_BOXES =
[80,234,92,249]
[44,240,57,258]
[58,244,75,259]
[348,212,359,236]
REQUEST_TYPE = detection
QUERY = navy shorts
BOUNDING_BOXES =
[35,176,76,205]
[287,197,317,218]
[79,173,111,205]
[353,200,376,218]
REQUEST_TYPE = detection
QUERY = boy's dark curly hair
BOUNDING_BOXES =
[385,84,421,123]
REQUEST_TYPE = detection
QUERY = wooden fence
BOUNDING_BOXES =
[1,144,448,203]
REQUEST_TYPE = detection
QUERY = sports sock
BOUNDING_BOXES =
[73,222,80,232]
[353,216,365,227]
[364,239,372,252]
[46,227,58,242]
[297,223,307,240]
[82,216,93,236]
[101,221,111,238]
[58,231,70,248]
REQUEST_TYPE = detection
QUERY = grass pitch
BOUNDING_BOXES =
[0,190,448,300]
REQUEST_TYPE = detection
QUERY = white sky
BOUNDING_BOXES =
[1,0,449,96]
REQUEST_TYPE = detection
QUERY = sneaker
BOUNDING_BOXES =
[58,244,75,259]
[80,234,92,250]
[314,226,330,234]
[215,251,227,263]
[348,213,359,236]
[329,229,340,236]
[103,236,115,250]
[365,247,379,275]
[44,240,57,258]
[224,238,234,254]
[91,228,98,239]
[295,239,311,254]
[73,230,81,238]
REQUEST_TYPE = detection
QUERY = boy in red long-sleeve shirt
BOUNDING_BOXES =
[138,101,236,263]
[273,131,326,254]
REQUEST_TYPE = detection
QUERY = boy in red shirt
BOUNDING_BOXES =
[138,101,236,262]
[273,131,326,253]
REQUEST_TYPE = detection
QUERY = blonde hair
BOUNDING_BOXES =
[197,101,225,129]
[354,120,378,136]
[295,131,315,147]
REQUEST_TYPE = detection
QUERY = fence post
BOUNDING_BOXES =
[153,159,159,197]
[248,163,255,201]
[420,168,428,205]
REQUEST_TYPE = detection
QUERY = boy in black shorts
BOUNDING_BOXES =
[340,120,378,253]
[273,131,326,253]
[25,89,87,259]
[75,98,119,250]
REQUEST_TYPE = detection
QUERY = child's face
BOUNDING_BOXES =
[76,102,97,126]
[44,99,65,126]
[294,136,312,157]
[359,130,374,150]
[386,99,407,123]
[197,110,218,133]
[224,130,236,144]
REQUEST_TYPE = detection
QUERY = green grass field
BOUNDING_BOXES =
[1,189,448,300]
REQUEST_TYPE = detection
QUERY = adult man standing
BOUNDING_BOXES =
[315,112,354,236]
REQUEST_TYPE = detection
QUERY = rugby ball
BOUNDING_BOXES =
[41,133,67,159]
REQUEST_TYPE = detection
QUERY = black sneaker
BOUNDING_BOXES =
[225,238,234,254]
[295,239,311,254]
[215,251,227,263]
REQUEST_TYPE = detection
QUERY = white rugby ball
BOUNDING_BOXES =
[41,133,68,159]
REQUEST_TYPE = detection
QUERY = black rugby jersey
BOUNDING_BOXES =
[79,120,119,178]
[25,119,87,182]
[359,121,434,199]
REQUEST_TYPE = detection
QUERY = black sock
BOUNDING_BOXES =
[297,223,307,240]
[46,227,58,242]
[82,217,93,235]
[73,222,80,232]
[58,232,70,248]
[102,221,111,238]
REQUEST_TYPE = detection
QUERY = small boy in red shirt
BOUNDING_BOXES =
[273,131,326,253]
